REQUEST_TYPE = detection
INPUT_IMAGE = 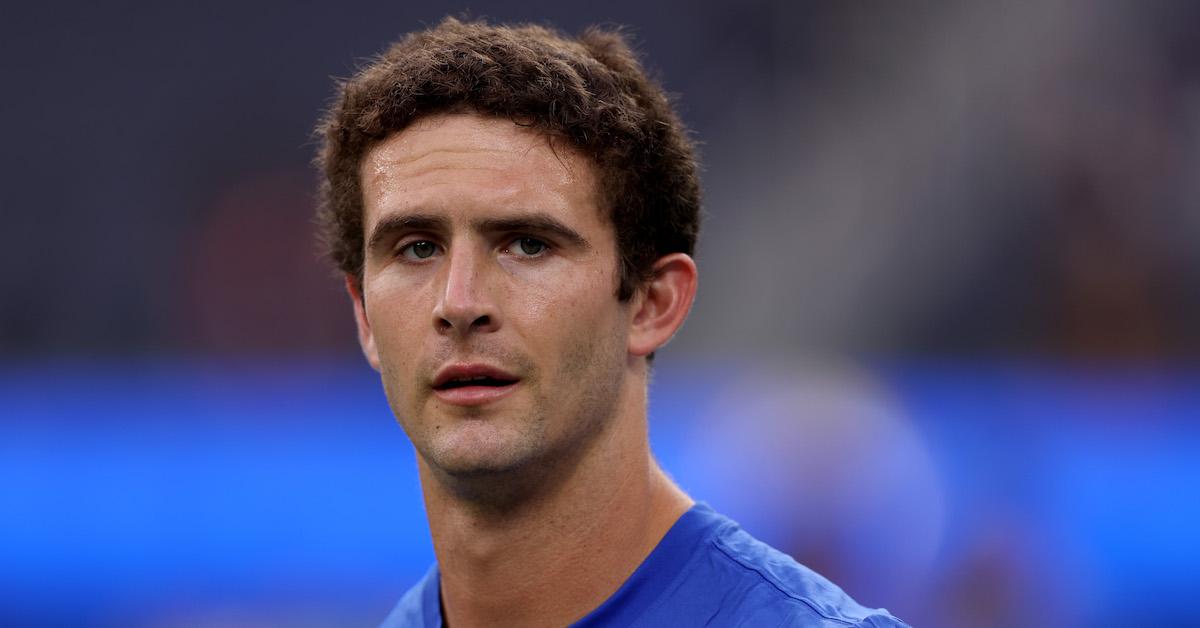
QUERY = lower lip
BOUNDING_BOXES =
[433,382,519,406]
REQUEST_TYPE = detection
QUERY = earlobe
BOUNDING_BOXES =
[346,275,382,371]
[628,253,698,357]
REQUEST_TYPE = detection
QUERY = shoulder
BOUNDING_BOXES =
[656,512,910,628]
[378,565,438,628]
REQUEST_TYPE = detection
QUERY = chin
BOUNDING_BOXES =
[425,422,543,478]
[418,421,572,508]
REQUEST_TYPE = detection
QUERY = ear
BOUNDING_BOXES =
[628,253,698,357]
[345,275,381,371]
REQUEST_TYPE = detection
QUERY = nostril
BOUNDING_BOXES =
[434,312,495,334]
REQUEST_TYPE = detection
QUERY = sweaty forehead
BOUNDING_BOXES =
[360,113,594,198]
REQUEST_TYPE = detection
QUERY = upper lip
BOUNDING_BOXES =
[432,363,520,389]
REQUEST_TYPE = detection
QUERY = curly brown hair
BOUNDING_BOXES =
[314,17,701,300]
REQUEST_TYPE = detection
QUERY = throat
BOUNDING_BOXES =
[427,459,693,628]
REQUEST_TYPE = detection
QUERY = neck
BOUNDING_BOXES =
[417,368,692,628]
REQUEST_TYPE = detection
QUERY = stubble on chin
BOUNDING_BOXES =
[388,343,543,474]
[401,325,628,510]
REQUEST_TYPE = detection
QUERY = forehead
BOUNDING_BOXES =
[359,113,603,228]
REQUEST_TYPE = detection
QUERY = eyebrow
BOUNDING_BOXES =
[476,215,591,250]
[366,214,449,252]
[365,211,591,252]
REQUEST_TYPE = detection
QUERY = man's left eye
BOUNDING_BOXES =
[512,237,548,257]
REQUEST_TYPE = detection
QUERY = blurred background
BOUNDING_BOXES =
[2,0,1198,626]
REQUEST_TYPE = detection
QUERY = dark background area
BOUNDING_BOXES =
[6,0,1199,360]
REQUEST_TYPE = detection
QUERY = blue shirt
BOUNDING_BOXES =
[381,503,910,627]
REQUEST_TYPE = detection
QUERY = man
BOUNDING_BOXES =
[315,17,909,628]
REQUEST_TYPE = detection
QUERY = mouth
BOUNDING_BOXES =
[431,364,521,406]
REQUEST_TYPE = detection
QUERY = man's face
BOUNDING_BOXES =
[355,113,632,482]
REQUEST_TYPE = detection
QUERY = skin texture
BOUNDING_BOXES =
[350,113,698,627]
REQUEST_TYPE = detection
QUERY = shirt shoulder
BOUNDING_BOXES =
[379,564,438,628]
[640,511,910,628]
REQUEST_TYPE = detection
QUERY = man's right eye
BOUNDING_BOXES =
[399,240,440,260]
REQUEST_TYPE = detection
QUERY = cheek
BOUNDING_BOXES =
[509,250,616,305]
[365,286,427,370]
[524,275,626,367]
[513,263,615,328]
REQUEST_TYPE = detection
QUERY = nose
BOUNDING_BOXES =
[432,244,500,336]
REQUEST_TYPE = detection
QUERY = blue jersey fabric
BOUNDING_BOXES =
[380,503,910,627]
